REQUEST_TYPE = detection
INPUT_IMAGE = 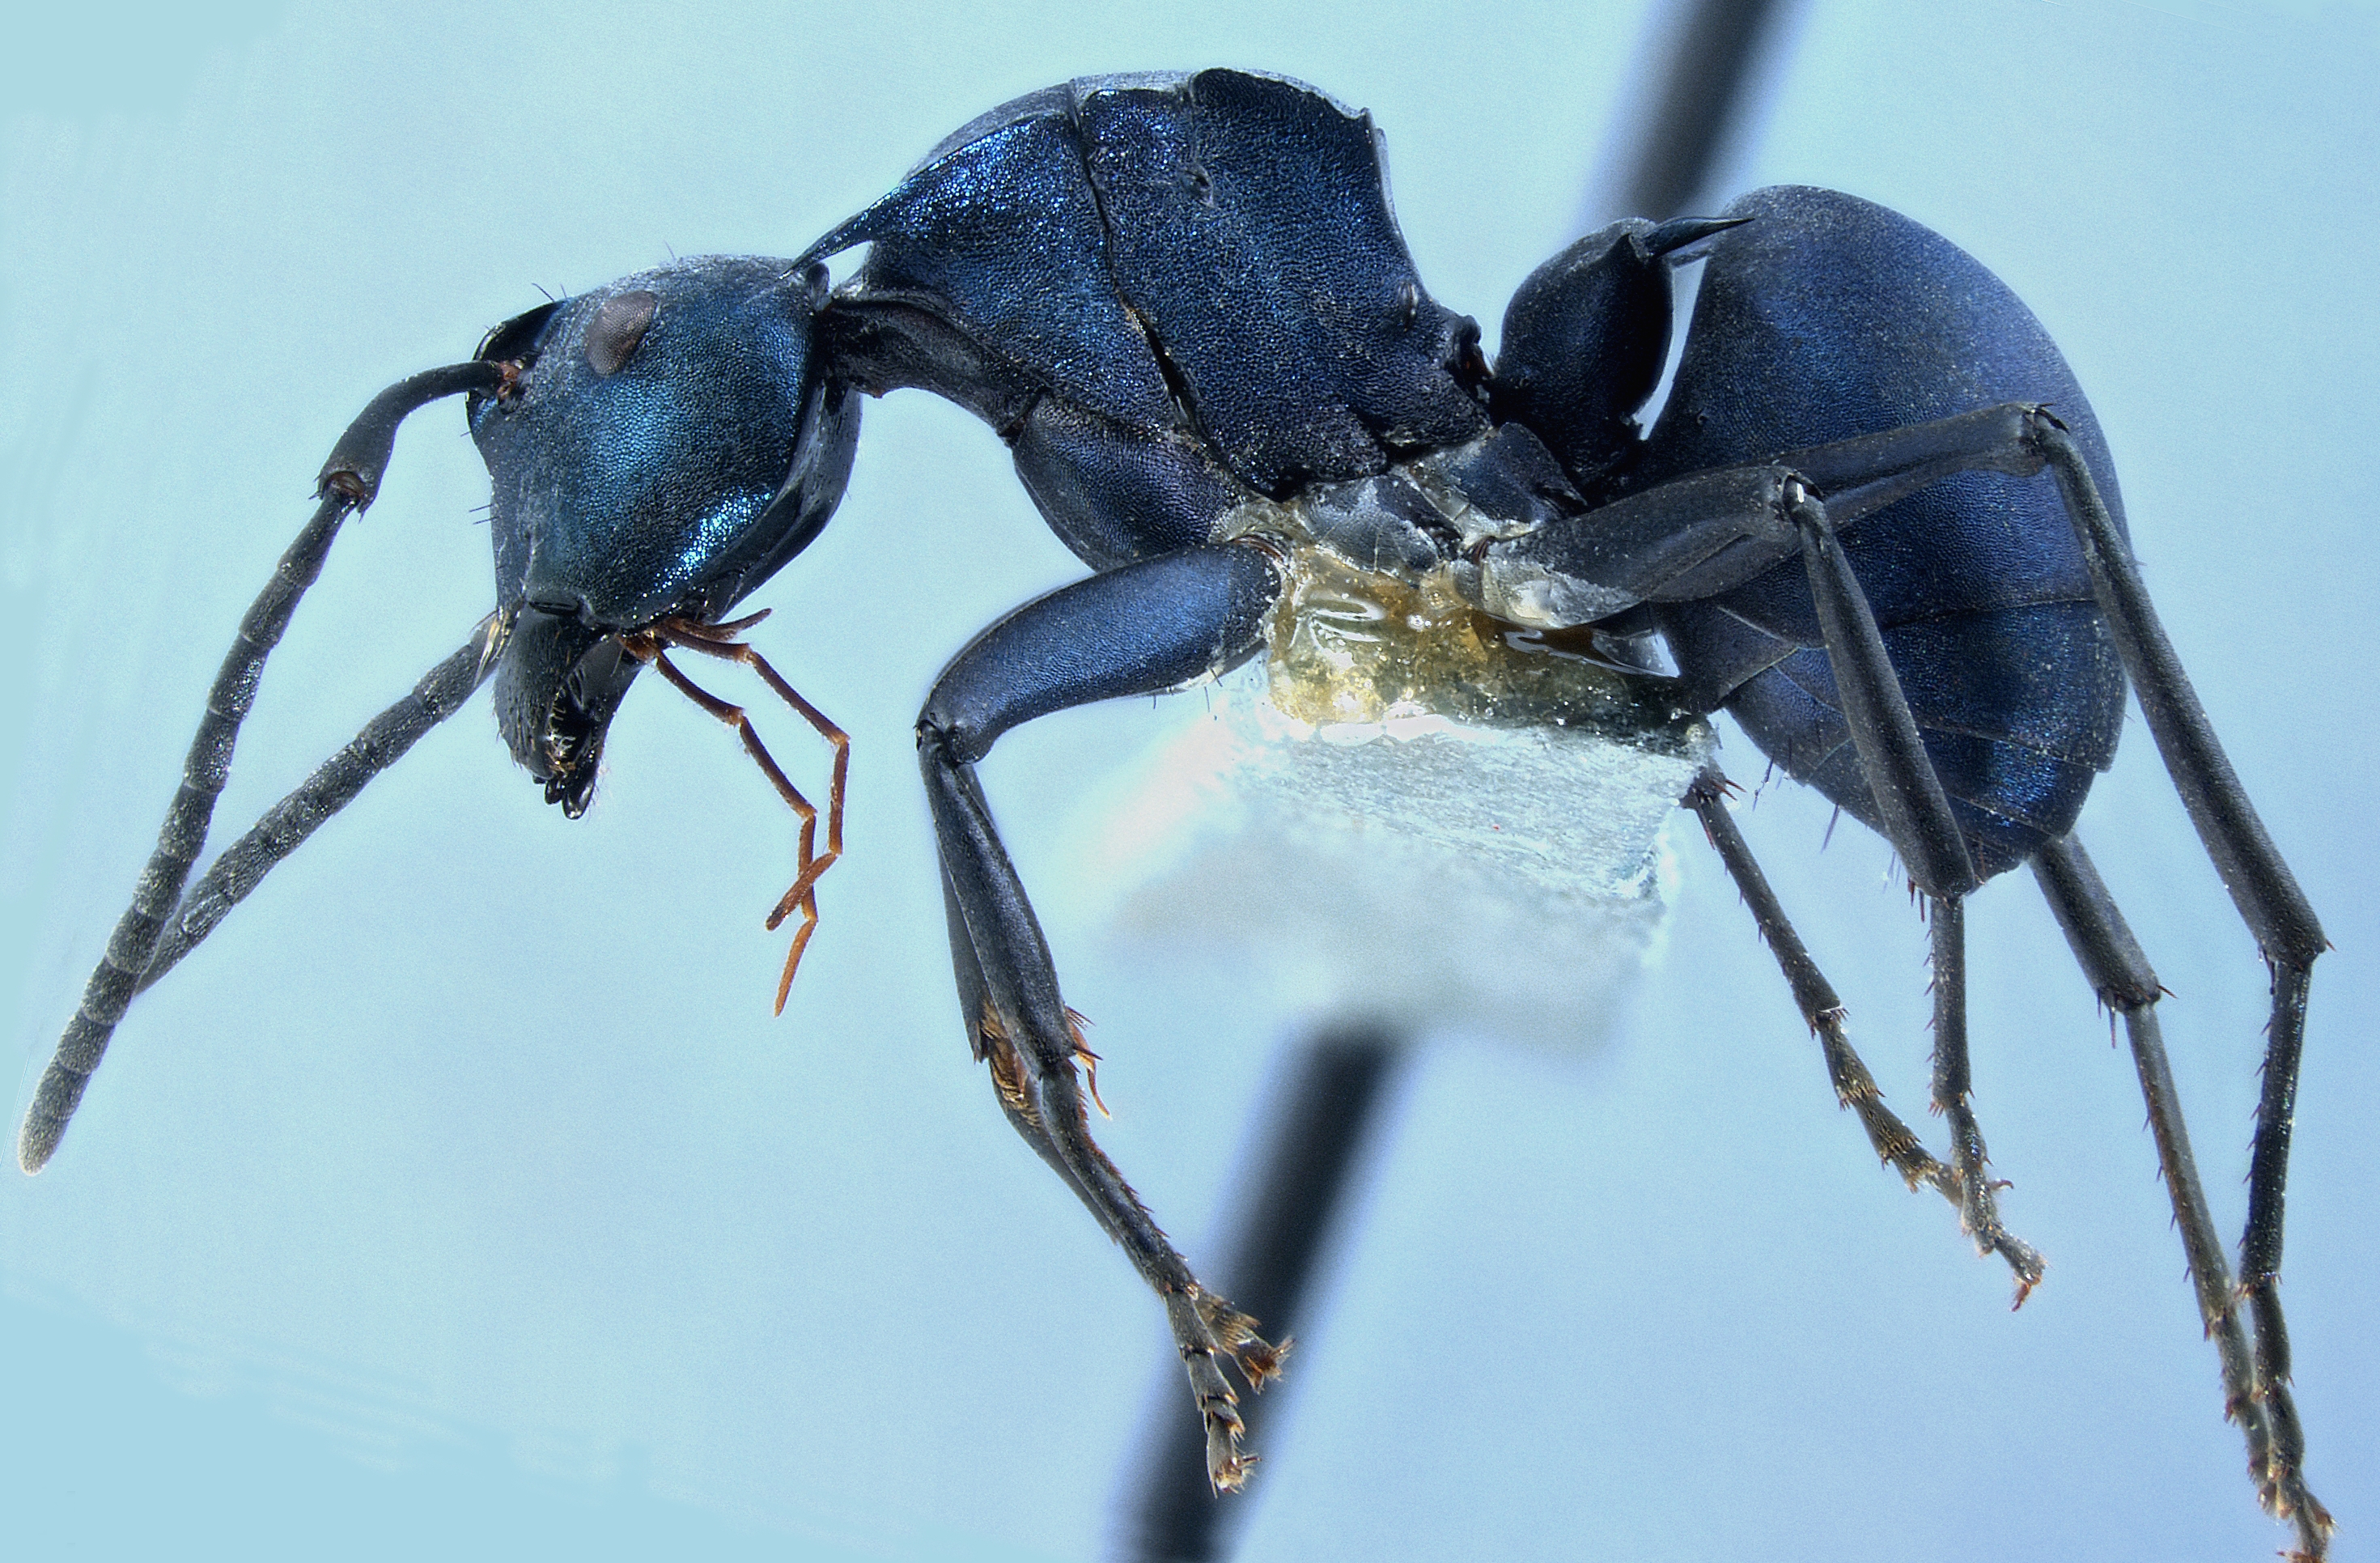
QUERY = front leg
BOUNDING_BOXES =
[917,541,1283,1489]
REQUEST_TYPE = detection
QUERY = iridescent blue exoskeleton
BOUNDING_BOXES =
[23,69,2329,1554]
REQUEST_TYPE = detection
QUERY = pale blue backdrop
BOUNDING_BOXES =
[4,2,2374,1559]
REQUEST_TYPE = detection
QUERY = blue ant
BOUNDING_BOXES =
[22,70,2329,1556]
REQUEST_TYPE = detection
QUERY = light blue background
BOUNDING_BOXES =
[4,2,2374,1559]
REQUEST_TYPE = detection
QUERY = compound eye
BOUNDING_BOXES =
[584,290,658,376]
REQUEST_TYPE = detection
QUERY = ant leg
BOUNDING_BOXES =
[2030,430,2328,1512]
[1682,767,1955,1200]
[1781,483,1979,901]
[2029,836,2329,1556]
[1767,416,2327,1033]
[138,618,505,996]
[1608,412,2325,1370]
[2246,958,2326,1557]
[1780,486,2043,1296]
[1129,1024,1404,1559]
[1694,756,2047,1293]
[1486,402,2323,1510]
[1925,895,2043,1301]
[1685,767,2038,1293]
[643,618,851,1010]
[933,861,1111,1219]
[2031,427,2327,968]
[919,543,1283,1491]
[1462,403,2055,626]
[18,361,499,1175]
[922,728,1283,1492]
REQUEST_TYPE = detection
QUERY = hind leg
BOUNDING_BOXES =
[2033,834,2327,1558]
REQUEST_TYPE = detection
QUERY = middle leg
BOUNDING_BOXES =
[1684,767,2039,1294]
[1925,894,2043,1301]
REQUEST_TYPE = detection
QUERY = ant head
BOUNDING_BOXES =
[468,256,860,814]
